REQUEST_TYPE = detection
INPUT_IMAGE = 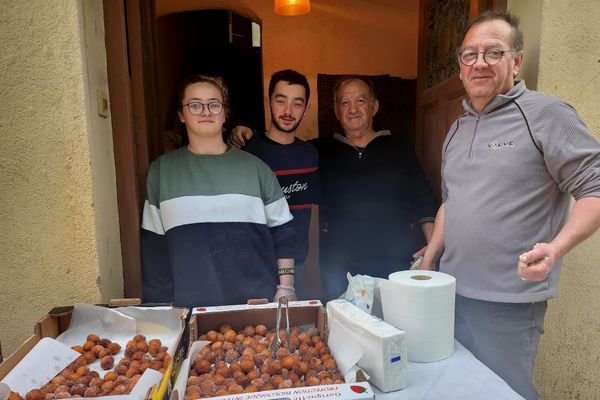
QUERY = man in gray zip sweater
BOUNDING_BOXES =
[420,10,600,400]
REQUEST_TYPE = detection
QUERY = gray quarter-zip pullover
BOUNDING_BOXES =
[441,80,600,303]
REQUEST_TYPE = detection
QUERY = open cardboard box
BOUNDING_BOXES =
[0,299,189,400]
[170,300,375,400]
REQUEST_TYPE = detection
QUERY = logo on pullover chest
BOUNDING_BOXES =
[488,140,515,150]
[282,180,308,198]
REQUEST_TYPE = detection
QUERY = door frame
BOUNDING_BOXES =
[103,0,159,298]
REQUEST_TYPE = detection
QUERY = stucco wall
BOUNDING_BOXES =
[156,0,419,140]
[0,0,122,356]
[508,0,543,90]
[531,1,600,399]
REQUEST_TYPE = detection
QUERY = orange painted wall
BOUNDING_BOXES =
[156,0,419,139]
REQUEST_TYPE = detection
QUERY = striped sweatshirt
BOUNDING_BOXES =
[441,80,600,303]
[141,146,296,307]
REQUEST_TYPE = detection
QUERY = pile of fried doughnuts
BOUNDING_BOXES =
[14,334,171,399]
[186,324,344,399]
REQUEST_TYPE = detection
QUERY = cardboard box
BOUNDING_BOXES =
[170,300,375,400]
[0,302,189,400]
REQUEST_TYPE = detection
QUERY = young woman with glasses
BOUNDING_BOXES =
[140,75,297,307]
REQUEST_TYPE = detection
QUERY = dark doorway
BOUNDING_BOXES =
[155,10,264,152]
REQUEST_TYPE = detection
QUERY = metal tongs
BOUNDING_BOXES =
[270,295,291,357]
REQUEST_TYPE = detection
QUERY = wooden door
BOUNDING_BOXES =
[104,0,160,298]
[416,0,506,199]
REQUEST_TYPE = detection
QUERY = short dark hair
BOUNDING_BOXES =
[268,69,310,103]
[176,74,230,120]
[460,9,524,53]
[333,75,378,102]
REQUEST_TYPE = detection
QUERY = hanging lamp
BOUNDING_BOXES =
[274,0,311,16]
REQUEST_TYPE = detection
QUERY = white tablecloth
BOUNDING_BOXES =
[372,340,524,399]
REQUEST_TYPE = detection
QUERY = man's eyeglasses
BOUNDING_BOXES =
[183,101,225,115]
[458,49,513,66]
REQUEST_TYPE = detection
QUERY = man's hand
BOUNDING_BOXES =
[229,126,254,148]
[413,246,427,260]
[517,243,558,281]
[273,285,297,302]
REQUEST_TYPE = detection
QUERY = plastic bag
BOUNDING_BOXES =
[344,273,375,314]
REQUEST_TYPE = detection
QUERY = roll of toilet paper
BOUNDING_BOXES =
[381,270,456,362]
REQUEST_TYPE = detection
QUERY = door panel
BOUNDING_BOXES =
[104,0,159,298]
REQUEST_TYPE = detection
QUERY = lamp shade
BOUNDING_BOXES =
[274,0,311,16]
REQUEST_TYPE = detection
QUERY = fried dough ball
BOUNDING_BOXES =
[323,358,338,370]
[151,360,164,371]
[101,355,115,370]
[91,344,104,357]
[229,362,241,373]
[82,341,95,352]
[250,378,265,389]
[269,374,284,388]
[125,366,140,379]
[246,369,260,381]
[320,377,334,385]
[294,379,307,388]
[205,330,219,343]
[278,379,293,389]
[82,351,95,363]
[244,385,258,393]
[135,340,149,353]
[275,347,290,359]
[307,376,321,386]
[70,383,86,396]
[222,341,235,352]
[239,325,254,337]
[219,323,233,334]
[233,371,249,387]
[255,325,268,336]
[83,387,99,398]
[223,329,237,343]
[317,370,330,380]
[76,356,89,368]
[101,380,115,394]
[99,349,111,359]
[25,390,45,400]
[103,371,117,381]
[86,334,100,343]
[107,342,121,355]
[193,358,211,375]
[88,377,102,388]
[289,371,300,383]
[9,392,24,400]
[281,354,300,370]
[215,366,231,379]
[113,384,128,395]
[148,341,161,356]
[239,357,255,374]
[267,359,283,375]
[114,375,129,386]
[113,364,127,375]
[133,334,146,342]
